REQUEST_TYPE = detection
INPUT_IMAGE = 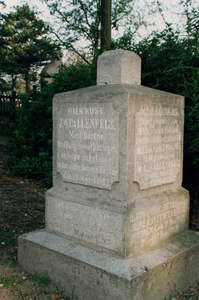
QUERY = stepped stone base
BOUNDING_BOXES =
[18,229,199,300]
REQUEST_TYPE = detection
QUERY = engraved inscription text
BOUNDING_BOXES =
[56,103,119,189]
[134,103,182,189]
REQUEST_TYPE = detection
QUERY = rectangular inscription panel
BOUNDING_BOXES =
[128,194,189,255]
[56,103,119,189]
[134,103,183,189]
[46,196,124,253]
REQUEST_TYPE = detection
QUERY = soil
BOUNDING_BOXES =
[0,138,199,300]
[0,140,74,300]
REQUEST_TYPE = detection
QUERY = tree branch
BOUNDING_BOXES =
[156,0,169,29]
[69,43,91,65]
[77,0,90,28]
[54,6,92,41]
[112,0,137,27]
[50,30,91,64]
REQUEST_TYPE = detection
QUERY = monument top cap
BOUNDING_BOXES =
[97,49,141,86]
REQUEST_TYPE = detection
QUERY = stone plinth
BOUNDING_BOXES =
[18,50,199,299]
[46,187,189,258]
[19,229,199,300]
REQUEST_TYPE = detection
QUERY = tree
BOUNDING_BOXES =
[43,0,151,62]
[129,24,199,165]
[5,61,96,185]
[101,0,111,51]
[0,1,5,9]
[0,4,60,91]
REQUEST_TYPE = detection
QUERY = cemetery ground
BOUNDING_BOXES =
[0,138,75,300]
[0,136,199,300]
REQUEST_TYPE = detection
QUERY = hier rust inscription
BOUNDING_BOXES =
[56,103,119,189]
[134,102,182,189]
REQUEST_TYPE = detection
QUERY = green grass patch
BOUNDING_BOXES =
[0,230,13,245]
[32,271,51,286]
[0,275,22,287]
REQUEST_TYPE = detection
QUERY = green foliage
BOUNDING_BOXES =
[5,1,199,181]
[0,78,11,93]
[43,0,154,60]
[5,92,53,185]
[131,27,199,165]
[0,1,5,9]
[0,117,14,137]
[0,230,13,246]
[48,62,96,92]
[32,271,51,286]
[0,275,22,287]
[5,62,96,185]
[185,104,199,164]
[69,286,75,300]
[0,4,60,91]
[133,30,198,93]
[113,13,199,166]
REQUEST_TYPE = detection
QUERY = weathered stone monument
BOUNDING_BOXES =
[19,50,199,300]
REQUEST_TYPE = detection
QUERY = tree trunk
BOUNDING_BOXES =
[101,0,111,52]
[25,72,31,92]
[11,74,17,93]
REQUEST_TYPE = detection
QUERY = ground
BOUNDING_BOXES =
[0,140,75,300]
[0,138,199,300]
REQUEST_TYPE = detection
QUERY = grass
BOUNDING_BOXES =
[0,275,22,287]
[32,271,51,286]
[0,266,76,300]
[0,230,14,245]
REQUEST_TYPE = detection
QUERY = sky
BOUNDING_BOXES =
[3,0,46,12]
[2,0,198,44]
[3,0,50,20]
[2,0,188,34]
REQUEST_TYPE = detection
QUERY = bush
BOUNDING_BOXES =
[114,26,199,167]
[6,28,199,183]
[132,28,199,166]
[5,62,96,185]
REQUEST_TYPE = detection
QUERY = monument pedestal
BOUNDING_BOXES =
[19,229,199,300]
[45,186,190,258]
[18,50,199,299]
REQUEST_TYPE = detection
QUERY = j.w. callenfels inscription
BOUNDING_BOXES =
[19,50,199,300]
[134,102,183,189]
[56,102,119,189]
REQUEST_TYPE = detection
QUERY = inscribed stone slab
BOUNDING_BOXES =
[126,189,189,256]
[56,102,119,189]
[134,102,183,189]
[46,195,124,253]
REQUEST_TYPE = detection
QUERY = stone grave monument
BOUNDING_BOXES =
[18,50,199,300]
